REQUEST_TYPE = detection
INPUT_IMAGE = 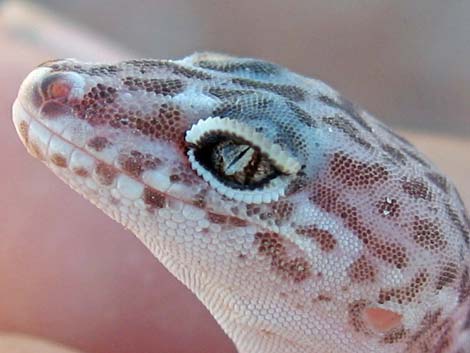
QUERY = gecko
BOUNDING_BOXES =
[11,52,470,353]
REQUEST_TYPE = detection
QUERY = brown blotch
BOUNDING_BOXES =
[348,300,371,335]
[143,187,166,209]
[382,327,407,344]
[347,256,377,283]
[295,225,337,252]
[232,77,306,101]
[29,142,45,160]
[207,212,227,224]
[309,184,408,269]
[329,152,389,188]
[378,271,428,304]
[258,200,294,226]
[197,59,280,75]
[426,172,449,193]
[376,197,401,218]
[95,162,117,185]
[228,217,248,227]
[401,178,432,201]
[192,189,208,209]
[436,262,459,290]
[18,120,29,144]
[254,232,311,283]
[459,266,470,304]
[407,310,443,352]
[87,136,110,152]
[207,87,253,99]
[411,216,447,251]
[322,115,371,148]
[318,95,373,132]
[41,101,71,118]
[118,150,161,178]
[50,153,67,168]
[124,59,213,79]
[286,101,317,128]
[73,167,89,177]
[445,203,470,246]
[402,148,431,168]
[381,144,407,165]
[122,77,184,96]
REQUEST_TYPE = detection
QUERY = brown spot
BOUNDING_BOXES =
[41,101,71,118]
[348,300,371,334]
[347,256,377,283]
[382,327,407,344]
[192,189,208,208]
[463,305,470,330]
[124,59,212,79]
[427,172,449,193]
[322,115,371,148]
[207,212,227,224]
[286,101,317,128]
[18,120,29,144]
[29,142,45,160]
[207,87,254,99]
[118,150,161,178]
[95,162,117,185]
[376,197,401,218]
[50,153,67,168]
[197,58,280,75]
[378,271,428,304]
[401,178,432,201]
[316,294,332,302]
[436,262,459,290]
[259,200,295,226]
[232,77,306,101]
[459,266,470,303]
[381,144,406,165]
[254,232,311,283]
[295,225,337,252]
[329,152,389,188]
[122,77,185,96]
[411,216,447,251]
[143,187,166,209]
[407,310,443,352]
[228,217,248,227]
[73,167,89,177]
[310,184,408,269]
[319,95,373,132]
[445,203,470,246]
[402,148,431,168]
[87,136,110,152]
[363,307,403,333]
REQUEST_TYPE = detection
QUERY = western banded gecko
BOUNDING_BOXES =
[12,52,470,353]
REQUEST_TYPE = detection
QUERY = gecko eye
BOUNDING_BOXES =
[186,117,300,204]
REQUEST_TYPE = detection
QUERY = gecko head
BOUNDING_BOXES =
[12,57,319,213]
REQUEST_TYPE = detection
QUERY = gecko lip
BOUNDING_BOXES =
[16,66,85,120]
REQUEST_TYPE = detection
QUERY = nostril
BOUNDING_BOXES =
[40,73,73,101]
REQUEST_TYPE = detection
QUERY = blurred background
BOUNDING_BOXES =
[0,1,468,353]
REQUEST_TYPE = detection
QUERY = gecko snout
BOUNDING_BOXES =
[16,65,85,119]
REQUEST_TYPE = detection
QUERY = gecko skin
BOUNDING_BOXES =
[12,53,470,353]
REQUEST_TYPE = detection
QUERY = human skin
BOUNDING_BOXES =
[1,4,469,353]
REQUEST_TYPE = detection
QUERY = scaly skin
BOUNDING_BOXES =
[12,53,470,353]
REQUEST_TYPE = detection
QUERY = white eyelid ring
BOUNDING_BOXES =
[185,116,301,204]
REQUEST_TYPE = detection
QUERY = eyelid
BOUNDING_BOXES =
[185,116,300,175]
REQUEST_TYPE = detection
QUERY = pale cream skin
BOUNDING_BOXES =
[12,53,470,353]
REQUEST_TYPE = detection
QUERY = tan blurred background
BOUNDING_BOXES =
[0,1,468,353]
